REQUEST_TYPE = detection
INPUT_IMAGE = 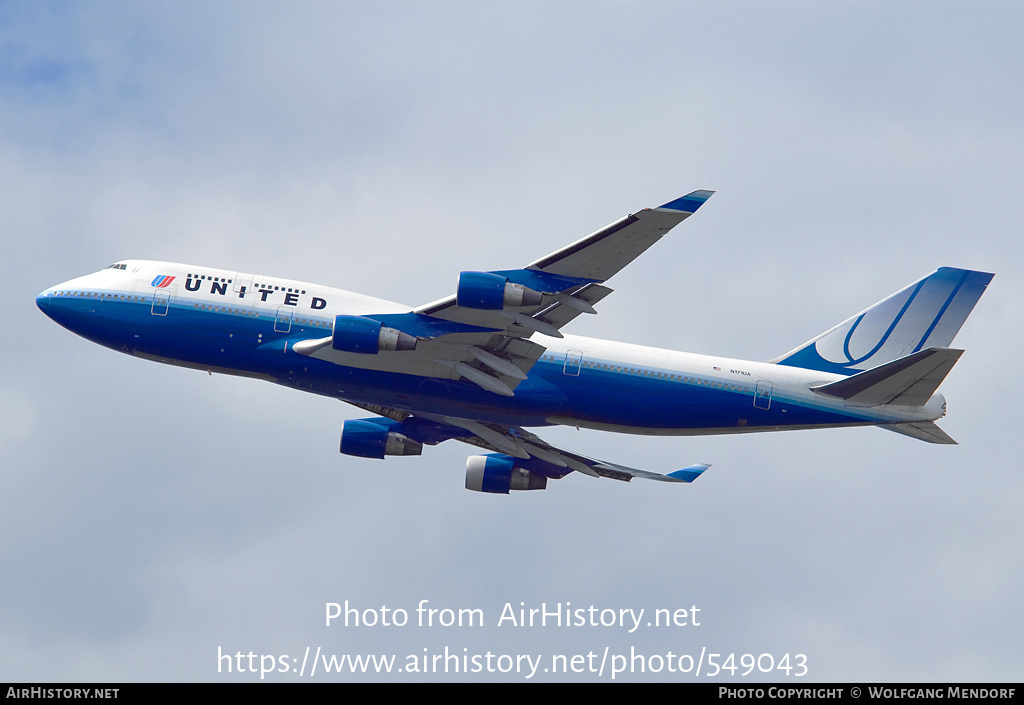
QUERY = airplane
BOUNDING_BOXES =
[36,190,993,494]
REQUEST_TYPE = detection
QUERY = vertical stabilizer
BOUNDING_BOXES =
[771,268,993,375]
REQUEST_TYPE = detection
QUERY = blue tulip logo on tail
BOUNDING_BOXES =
[773,267,994,376]
[151,275,175,288]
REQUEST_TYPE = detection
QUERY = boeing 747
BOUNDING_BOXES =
[36,191,993,493]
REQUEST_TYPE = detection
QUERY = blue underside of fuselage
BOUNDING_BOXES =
[40,296,868,432]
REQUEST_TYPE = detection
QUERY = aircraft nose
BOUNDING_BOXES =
[36,289,51,312]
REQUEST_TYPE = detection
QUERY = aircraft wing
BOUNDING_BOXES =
[294,190,714,396]
[342,404,710,489]
[414,189,715,332]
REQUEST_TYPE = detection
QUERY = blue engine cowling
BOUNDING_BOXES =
[332,315,416,354]
[465,454,548,493]
[456,271,542,310]
[340,419,423,459]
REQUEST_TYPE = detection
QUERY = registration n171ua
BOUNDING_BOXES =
[37,191,993,493]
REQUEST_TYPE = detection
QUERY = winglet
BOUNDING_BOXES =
[659,190,715,213]
[666,463,711,482]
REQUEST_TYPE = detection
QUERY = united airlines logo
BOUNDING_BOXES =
[151,275,175,288]
[178,272,329,311]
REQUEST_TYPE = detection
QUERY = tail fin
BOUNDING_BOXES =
[772,267,993,375]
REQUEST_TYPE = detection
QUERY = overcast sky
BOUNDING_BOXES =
[2,1,1022,682]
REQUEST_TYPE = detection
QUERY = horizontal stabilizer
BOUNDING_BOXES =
[882,421,957,445]
[811,347,963,406]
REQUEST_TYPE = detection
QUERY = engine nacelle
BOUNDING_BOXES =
[465,454,548,493]
[340,420,423,459]
[332,315,417,354]
[457,271,543,310]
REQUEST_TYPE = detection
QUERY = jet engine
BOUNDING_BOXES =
[332,315,417,354]
[457,271,543,310]
[465,454,548,493]
[340,419,423,459]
